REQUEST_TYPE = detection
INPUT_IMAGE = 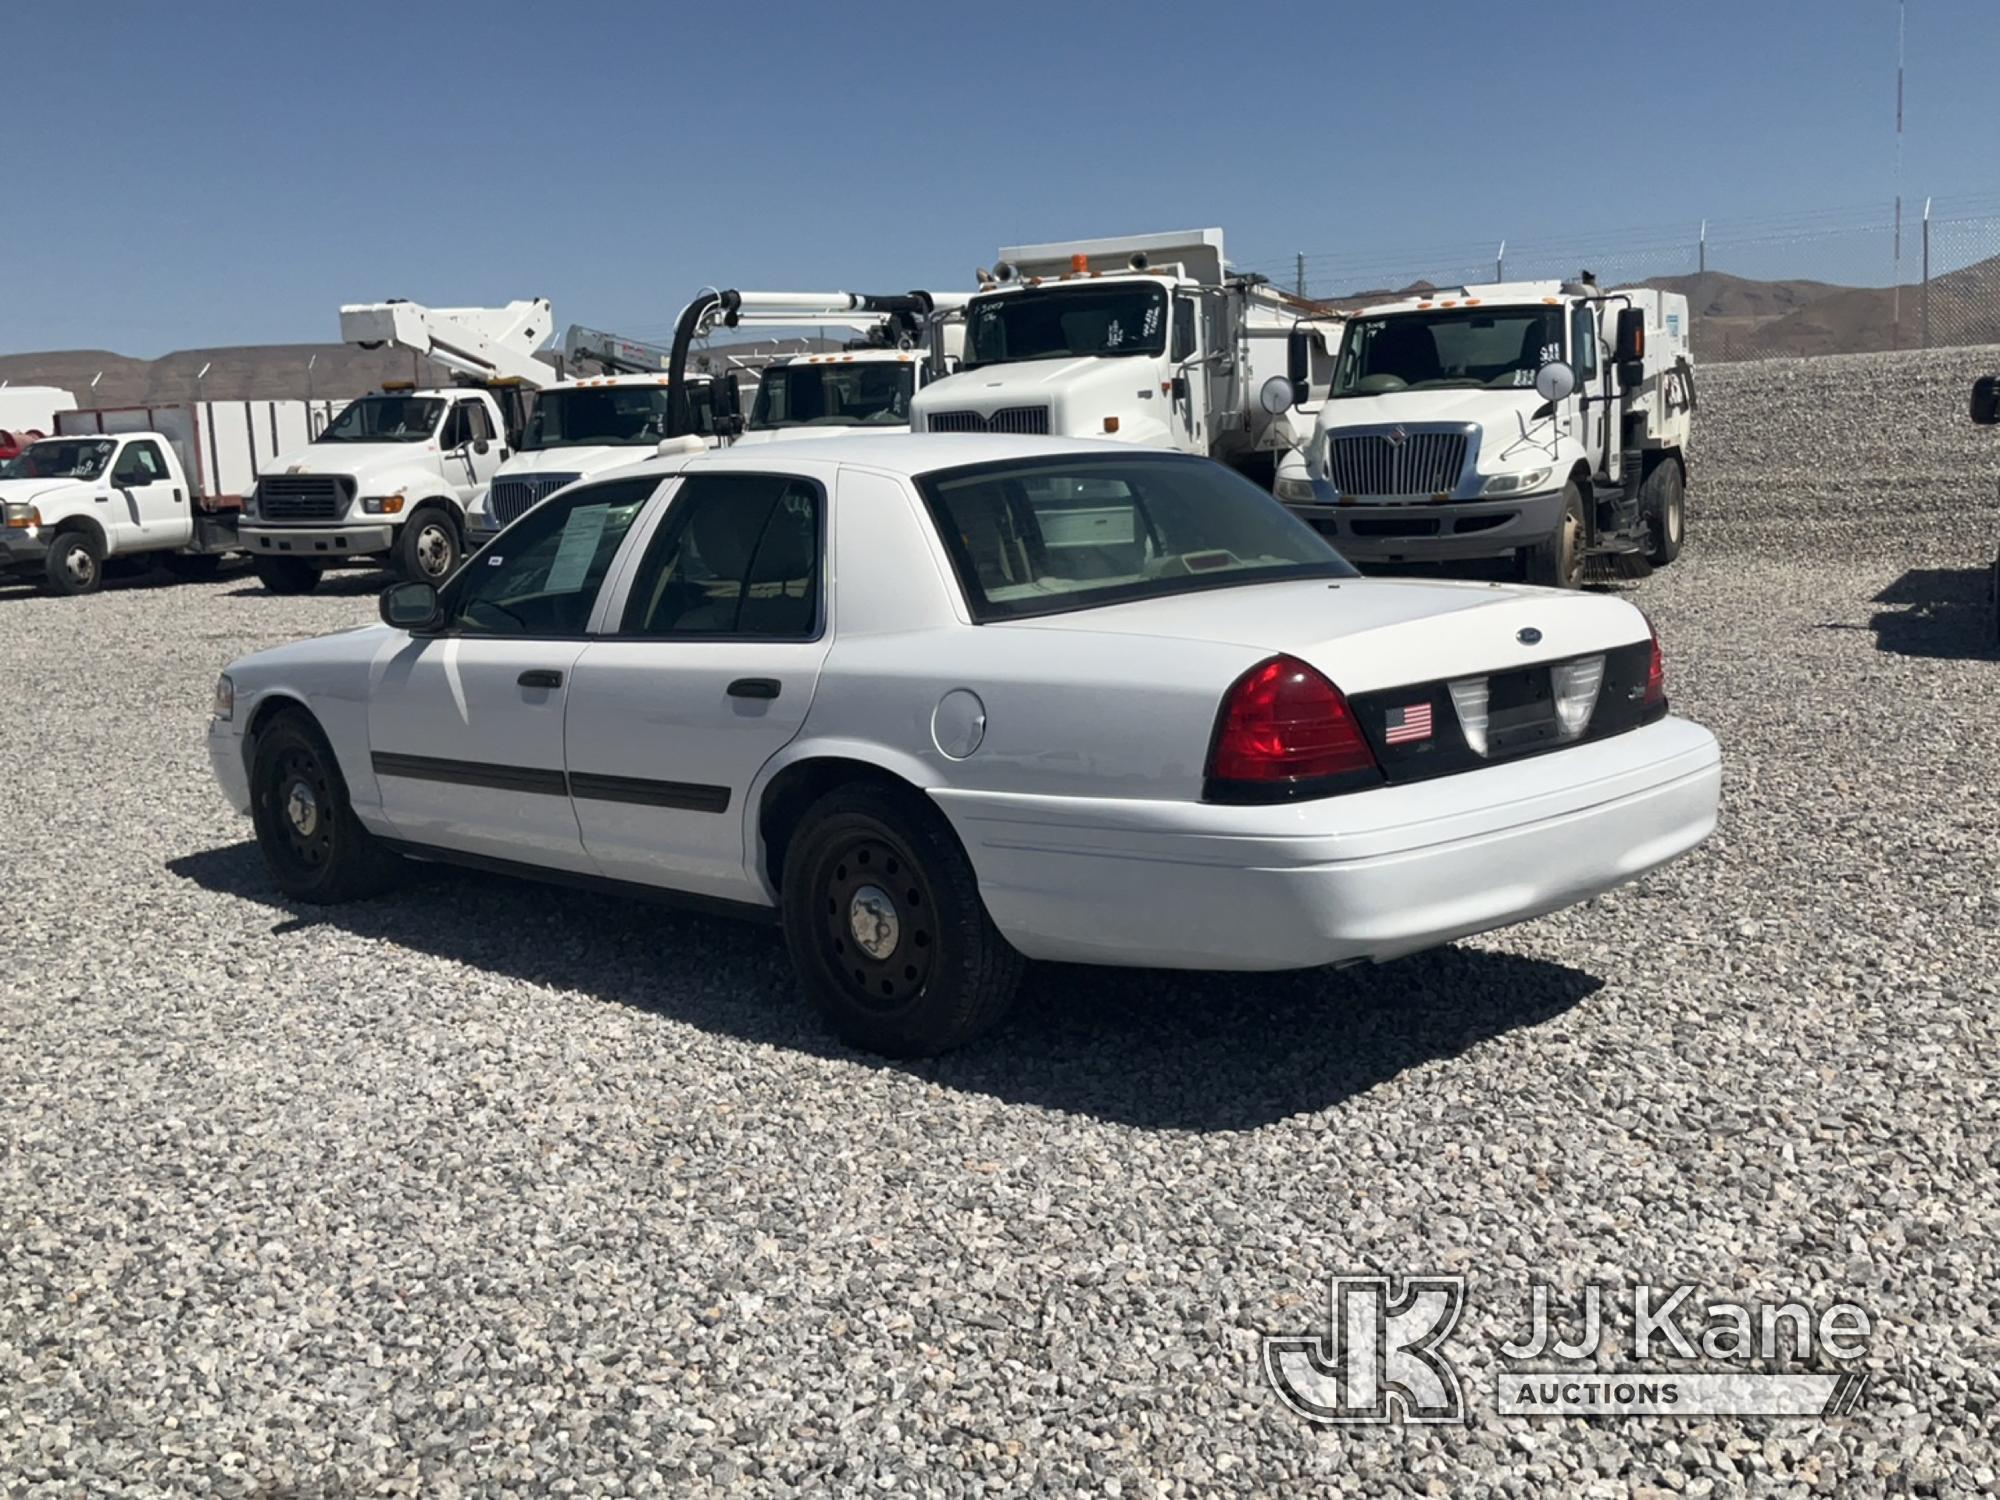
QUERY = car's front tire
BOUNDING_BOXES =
[253,557,321,595]
[249,710,402,903]
[780,782,1024,1057]
[43,530,104,596]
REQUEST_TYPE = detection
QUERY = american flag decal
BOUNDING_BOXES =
[1384,701,1434,745]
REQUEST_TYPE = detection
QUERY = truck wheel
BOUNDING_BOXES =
[1642,460,1685,566]
[395,508,460,583]
[43,530,104,596]
[164,553,223,582]
[249,710,403,904]
[253,558,321,595]
[1522,483,1585,589]
[780,782,1024,1057]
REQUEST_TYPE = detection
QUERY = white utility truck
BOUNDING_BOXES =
[730,292,969,446]
[906,230,1316,481]
[1269,277,1696,588]
[238,299,555,593]
[465,324,744,542]
[4,399,331,594]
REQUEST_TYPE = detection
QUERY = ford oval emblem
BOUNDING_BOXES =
[1517,627,1543,645]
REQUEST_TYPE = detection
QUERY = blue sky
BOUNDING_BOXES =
[6,0,1995,356]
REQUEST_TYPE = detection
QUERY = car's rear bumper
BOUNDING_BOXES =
[932,715,1720,970]
[1289,489,1566,562]
[241,523,394,559]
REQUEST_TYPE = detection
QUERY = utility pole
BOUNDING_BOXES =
[1496,240,1506,281]
[1295,252,1306,299]
[1698,220,1707,275]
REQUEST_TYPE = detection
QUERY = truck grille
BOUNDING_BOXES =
[1327,429,1470,498]
[926,406,1051,435]
[489,472,580,526]
[257,474,351,520]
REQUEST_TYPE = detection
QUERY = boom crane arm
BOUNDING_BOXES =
[339,298,560,390]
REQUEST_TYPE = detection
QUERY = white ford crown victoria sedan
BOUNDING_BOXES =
[207,434,1720,1055]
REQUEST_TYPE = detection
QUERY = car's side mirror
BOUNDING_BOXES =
[380,580,442,632]
[1972,375,2000,426]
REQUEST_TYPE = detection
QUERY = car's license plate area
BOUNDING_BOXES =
[1485,667,1560,756]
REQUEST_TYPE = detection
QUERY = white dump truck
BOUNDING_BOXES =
[906,230,1315,481]
[238,299,555,593]
[4,399,333,594]
[464,324,744,542]
[1269,277,1695,588]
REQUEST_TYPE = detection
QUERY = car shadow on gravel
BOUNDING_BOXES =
[1860,566,1999,660]
[221,570,389,599]
[170,841,1603,1132]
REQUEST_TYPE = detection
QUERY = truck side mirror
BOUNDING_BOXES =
[472,438,491,456]
[1614,307,1646,363]
[1286,326,1311,405]
[1972,375,2000,426]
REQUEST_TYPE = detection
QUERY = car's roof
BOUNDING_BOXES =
[606,434,1158,484]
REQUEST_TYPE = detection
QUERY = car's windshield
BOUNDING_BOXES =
[749,362,915,429]
[521,386,674,450]
[916,454,1355,621]
[17,438,117,479]
[961,284,1168,370]
[1331,306,1564,396]
[317,395,444,443]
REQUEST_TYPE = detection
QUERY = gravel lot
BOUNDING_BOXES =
[3,346,1997,1497]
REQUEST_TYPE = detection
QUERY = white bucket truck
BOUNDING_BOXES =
[907,230,1315,480]
[1267,277,1695,587]
[238,299,555,593]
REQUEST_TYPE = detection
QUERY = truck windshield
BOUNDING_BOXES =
[521,386,674,450]
[961,284,1168,369]
[915,453,1354,622]
[17,439,117,479]
[749,363,915,429]
[1331,307,1564,396]
[318,396,445,443]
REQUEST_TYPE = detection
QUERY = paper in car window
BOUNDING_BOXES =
[541,504,609,594]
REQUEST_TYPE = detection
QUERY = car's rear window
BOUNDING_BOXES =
[914,454,1354,622]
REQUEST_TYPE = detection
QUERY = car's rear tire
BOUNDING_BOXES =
[1522,482,1585,589]
[780,782,1024,1057]
[249,710,403,904]
[394,507,460,584]
[43,530,104,596]
[1642,459,1685,566]
[254,557,321,595]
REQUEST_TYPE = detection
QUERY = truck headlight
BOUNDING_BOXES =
[360,495,406,515]
[212,674,235,722]
[3,501,39,530]
[1480,466,1553,497]
[1274,476,1318,503]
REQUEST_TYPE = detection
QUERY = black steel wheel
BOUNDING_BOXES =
[781,783,1023,1056]
[44,530,103,596]
[249,711,402,903]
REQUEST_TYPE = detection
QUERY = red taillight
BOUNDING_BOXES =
[1206,654,1381,794]
[1643,623,1666,711]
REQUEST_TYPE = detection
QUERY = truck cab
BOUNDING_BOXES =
[239,385,510,593]
[1271,280,1694,588]
[0,431,221,594]
[908,229,1311,479]
[465,373,740,541]
[734,349,936,445]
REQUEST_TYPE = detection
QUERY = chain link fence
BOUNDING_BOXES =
[1240,193,2000,364]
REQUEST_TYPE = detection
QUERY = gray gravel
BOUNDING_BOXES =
[3,345,1998,1497]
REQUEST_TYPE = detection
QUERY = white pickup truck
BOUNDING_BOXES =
[0,430,242,594]
[239,385,511,593]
